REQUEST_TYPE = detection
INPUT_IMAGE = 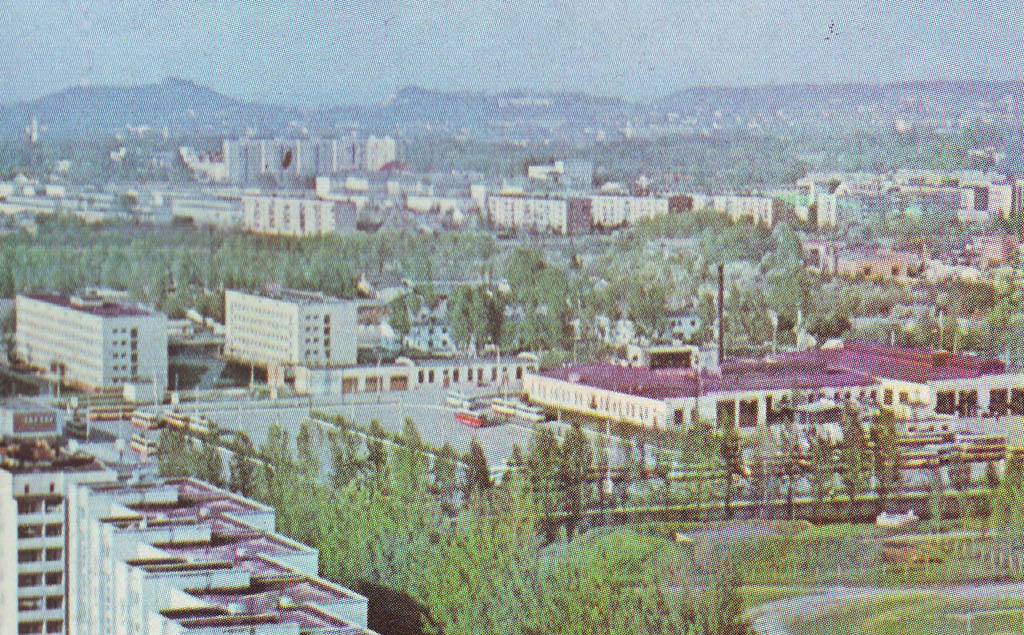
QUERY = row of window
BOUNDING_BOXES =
[17,619,62,634]
[17,547,62,563]
[17,595,62,612]
[16,499,61,514]
[17,571,62,587]
[17,523,62,539]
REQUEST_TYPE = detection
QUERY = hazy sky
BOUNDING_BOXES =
[5,1,1024,105]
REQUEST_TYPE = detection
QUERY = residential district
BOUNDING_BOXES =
[10,81,1024,635]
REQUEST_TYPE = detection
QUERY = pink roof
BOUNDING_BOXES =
[540,342,1005,400]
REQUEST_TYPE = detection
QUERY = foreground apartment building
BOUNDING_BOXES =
[15,293,168,392]
[1,442,378,635]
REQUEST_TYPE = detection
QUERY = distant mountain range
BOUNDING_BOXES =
[3,76,1024,140]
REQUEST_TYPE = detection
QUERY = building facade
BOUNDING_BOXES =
[15,293,168,393]
[588,194,669,228]
[0,445,114,635]
[486,193,591,234]
[223,136,396,185]
[225,288,358,369]
[241,195,354,237]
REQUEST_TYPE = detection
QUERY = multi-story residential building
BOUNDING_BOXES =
[0,443,115,635]
[486,193,591,234]
[64,476,378,635]
[169,196,243,228]
[223,136,396,185]
[588,194,669,228]
[686,194,775,226]
[240,195,354,237]
[960,179,1014,220]
[364,135,397,171]
[225,288,358,369]
[15,293,168,392]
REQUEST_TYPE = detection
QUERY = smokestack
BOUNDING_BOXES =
[717,262,725,364]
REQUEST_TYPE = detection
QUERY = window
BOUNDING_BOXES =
[18,500,41,514]
[44,524,62,537]
[46,620,62,634]
[18,621,42,634]
[45,596,62,610]
[44,572,61,586]
[45,548,61,562]
[18,525,43,539]
[18,573,41,588]
[18,549,41,563]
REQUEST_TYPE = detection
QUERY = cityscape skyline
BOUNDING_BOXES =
[4,0,1024,106]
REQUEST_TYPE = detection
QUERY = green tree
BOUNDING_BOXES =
[157,427,195,478]
[838,406,868,518]
[720,425,741,519]
[328,418,364,489]
[559,422,593,540]
[870,410,901,512]
[806,427,836,518]
[296,419,320,476]
[464,436,492,497]
[395,417,428,496]
[433,442,461,503]
[228,431,258,498]
[526,426,563,542]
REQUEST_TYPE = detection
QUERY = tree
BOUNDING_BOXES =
[870,410,901,512]
[228,431,258,498]
[296,420,320,477]
[777,418,802,520]
[396,417,428,496]
[197,425,224,487]
[928,468,946,531]
[720,425,741,519]
[433,442,461,503]
[157,427,195,478]
[525,426,562,542]
[329,418,364,489]
[806,427,836,519]
[464,436,492,498]
[559,422,593,540]
[365,420,389,487]
[838,406,868,518]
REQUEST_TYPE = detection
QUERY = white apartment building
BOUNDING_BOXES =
[15,293,168,393]
[588,194,669,228]
[241,195,353,237]
[486,193,592,234]
[62,476,377,635]
[689,194,775,226]
[364,135,397,171]
[487,193,568,233]
[0,446,114,635]
[225,288,358,369]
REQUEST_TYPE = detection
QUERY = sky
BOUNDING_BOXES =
[4,0,1024,106]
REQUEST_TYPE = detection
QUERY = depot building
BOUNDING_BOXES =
[523,341,1024,430]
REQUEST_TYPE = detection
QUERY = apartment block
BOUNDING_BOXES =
[225,288,358,369]
[0,443,114,635]
[486,193,591,234]
[15,293,168,393]
[65,477,378,635]
[223,136,396,185]
[588,194,669,228]
[241,195,354,237]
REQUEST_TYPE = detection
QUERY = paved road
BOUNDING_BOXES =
[744,581,1024,635]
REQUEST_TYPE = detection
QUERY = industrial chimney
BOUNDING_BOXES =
[717,262,725,364]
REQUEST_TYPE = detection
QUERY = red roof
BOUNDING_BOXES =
[540,342,1004,401]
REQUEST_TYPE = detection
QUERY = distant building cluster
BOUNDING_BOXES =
[241,194,356,237]
[223,135,397,185]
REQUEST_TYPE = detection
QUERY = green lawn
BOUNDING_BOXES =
[789,593,1024,635]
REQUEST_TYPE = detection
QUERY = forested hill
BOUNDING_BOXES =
[3,77,1024,139]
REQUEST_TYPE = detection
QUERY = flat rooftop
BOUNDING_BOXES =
[238,286,349,306]
[538,342,1006,401]
[0,440,106,474]
[93,478,374,634]
[24,292,153,317]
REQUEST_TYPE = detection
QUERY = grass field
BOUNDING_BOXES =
[789,593,1024,635]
